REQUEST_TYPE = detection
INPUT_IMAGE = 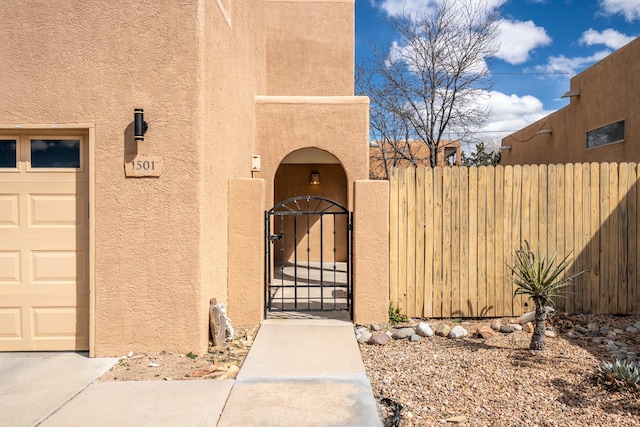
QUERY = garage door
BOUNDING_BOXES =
[0,134,89,351]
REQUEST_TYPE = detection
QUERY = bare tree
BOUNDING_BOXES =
[357,0,500,169]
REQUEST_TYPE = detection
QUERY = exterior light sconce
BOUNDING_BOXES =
[536,128,553,135]
[500,145,512,151]
[561,90,581,98]
[310,172,320,185]
[134,108,149,141]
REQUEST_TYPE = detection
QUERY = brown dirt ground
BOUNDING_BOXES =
[98,326,258,382]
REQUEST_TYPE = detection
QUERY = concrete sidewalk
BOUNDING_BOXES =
[218,318,382,427]
[0,317,381,427]
[0,352,118,427]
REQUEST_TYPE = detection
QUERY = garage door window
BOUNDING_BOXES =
[30,139,80,168]
[0,140,17,168]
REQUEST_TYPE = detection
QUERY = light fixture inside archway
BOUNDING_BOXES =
[310,171,320,185]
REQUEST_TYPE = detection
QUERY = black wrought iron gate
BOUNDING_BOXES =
[265,196,352,316]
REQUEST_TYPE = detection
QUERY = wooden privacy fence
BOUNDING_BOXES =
[390,163,640,319]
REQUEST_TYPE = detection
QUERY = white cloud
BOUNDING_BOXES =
[599,0,640,21]
[377,0,507,18]
[580,28,636,49]
[494,20,551,64]
[476,91,553,136]
[530,50,611,76]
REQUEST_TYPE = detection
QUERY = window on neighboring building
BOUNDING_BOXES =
[586,120,625,149]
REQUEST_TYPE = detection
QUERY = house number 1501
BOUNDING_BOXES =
[132,160,155,171]
[125,155,163,177]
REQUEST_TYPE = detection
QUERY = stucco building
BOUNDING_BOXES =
[501,37,640,165]
[0,0,388,356]
[369,140,462,179]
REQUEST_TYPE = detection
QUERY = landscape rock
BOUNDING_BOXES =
[435,324,452,337]
[370,332,390,346]
[587,322,599,332]
[522,322,534,333]
[634,321,640,330]
[477,325,495,339]
[509,324,523,331]
[575,325,589,334]
[392,328,415,340]
[500,325,515,334]
[355,326,368,335]
[490,319,501,331]
[449,325,468,338]
[371,323,382,331]
[148,362,161,368]
[626,327,638,333]
[416,322,434,337]
[357,331,372,344]
[545,330,557,338]
[410,334,422,342]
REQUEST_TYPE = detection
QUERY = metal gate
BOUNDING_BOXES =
[265,196,352,316]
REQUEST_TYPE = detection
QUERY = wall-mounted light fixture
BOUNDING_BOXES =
[561,90,581,98]
[536,128,553,135]
[500,145,512,151]
[310,171,320,185]
[134,108,149,141]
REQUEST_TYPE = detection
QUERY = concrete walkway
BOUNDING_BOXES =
[0,317,381,427]
[218,318,382,427]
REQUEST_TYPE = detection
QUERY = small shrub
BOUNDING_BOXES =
[388,302,408,324]
[186,352,198,360]
[595,359,640,393]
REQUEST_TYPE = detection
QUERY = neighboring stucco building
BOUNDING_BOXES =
[369,140,462,179]
[501,36,640,165]
[0,0,389,356]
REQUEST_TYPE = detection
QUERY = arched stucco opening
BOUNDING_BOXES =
[273,148,348,264]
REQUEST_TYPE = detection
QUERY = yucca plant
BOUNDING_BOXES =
[596,359,640,393]
[508,242,584,351]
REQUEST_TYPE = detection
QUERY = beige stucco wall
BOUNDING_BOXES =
[228,179,265,326]
[502,37,640,165]
[199,1,266,348]
[353,180,390,324]
[266,0,355,96]
[254,96,370,210]
[0,0,266,356]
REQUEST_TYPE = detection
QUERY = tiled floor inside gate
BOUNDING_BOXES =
[268,261,350,312]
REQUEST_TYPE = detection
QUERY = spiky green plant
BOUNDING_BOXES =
[508,242,584,351]
[596,359,640,393]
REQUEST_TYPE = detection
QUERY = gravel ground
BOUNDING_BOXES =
[359,314,640,427]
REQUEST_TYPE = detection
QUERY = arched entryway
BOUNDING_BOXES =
[265,149,351,317]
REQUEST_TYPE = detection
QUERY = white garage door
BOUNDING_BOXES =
[0,134,89,351]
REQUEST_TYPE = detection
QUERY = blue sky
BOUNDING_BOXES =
[356,0,640,148]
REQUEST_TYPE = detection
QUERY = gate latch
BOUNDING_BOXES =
[269,233,283,242]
